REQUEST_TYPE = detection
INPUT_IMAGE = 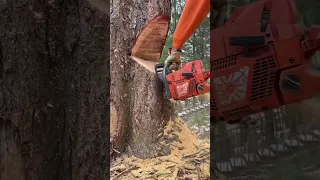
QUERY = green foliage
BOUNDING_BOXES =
[295,0,320,27]
[160,0,210,70]
[188,109,210,139]
[160,35,173,64]
[190,110,209,127]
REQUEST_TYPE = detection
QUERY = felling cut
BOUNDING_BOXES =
[130,14,170,71]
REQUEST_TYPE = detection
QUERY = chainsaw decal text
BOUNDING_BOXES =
[213,66,249,105]
[176,82,189,97]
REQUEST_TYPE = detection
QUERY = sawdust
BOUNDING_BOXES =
[110,118,210,180]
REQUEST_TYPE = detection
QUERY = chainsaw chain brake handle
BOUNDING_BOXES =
[279,25,320,104]
[197,69,210,93]
[302,26,320,60]
[154,63,173,99]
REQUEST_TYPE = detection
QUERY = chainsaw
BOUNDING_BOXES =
[155,59,210,101]
[210,0,320,123]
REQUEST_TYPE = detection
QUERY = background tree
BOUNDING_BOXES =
[160,0,210,69]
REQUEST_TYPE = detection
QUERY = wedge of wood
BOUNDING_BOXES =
[130,14,170,72]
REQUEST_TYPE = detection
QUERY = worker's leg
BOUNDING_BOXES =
[173,0,210,49]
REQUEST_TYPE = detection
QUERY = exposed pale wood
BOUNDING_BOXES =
[131,14,170,62]
[110,103,118,140]
[130,56,156,73]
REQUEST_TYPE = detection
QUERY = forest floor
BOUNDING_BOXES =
[110,118,210,180]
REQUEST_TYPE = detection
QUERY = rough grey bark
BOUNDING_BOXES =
[110,0,174,159]
[0,1,109,180]
[87,0,109,15]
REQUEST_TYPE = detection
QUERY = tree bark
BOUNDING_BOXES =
[0,1,109,180]
[87,0,109,15]
[110,0,174,159]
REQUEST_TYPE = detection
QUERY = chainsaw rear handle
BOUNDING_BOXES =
[182,72,193,77]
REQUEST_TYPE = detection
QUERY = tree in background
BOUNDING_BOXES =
[160,0,210,69]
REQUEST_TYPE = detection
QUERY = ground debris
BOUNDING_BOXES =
[110,118,210,180]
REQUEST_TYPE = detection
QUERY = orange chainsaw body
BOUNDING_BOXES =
[155,60,210,101]
[210,0,320,122]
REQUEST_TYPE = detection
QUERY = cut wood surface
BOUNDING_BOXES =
[130,56,156,73]
[131,14,170,63]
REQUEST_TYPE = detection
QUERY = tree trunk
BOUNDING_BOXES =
[173,0,177,29]
[181,101,186,112]
[210,0,228,30]
[192,34,197,59]
[215,122,230,160]
[264,110,276,143]
[176,101,182,114]
[110,0,174,159]
[0,1,109,180]
[201,29,205,60]
[192,97,196,107]
[239,121,248,146]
